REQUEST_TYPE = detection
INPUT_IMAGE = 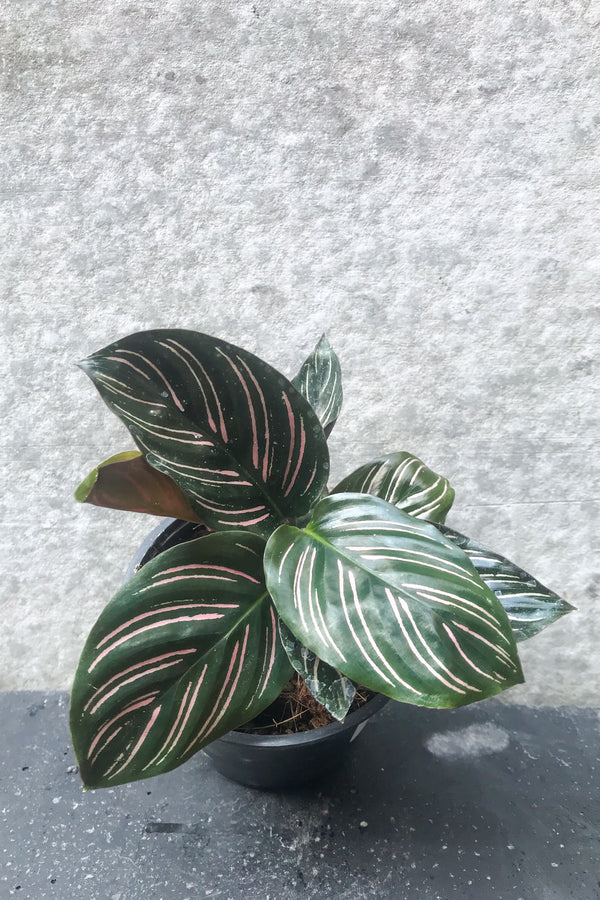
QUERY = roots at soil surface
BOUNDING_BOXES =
[237,674,373,735]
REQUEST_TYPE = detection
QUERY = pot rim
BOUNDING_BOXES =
[214,691,390,748]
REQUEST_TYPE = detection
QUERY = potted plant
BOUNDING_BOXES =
[70,330,573,791]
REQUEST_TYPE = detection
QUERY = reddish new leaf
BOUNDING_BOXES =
[75,451,203,523]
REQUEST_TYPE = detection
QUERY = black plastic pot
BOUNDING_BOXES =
[124,517,210,576]
[202,692,389,789]
[126,518,389,790]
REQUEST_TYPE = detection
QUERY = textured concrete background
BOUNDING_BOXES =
[1,1,599,703]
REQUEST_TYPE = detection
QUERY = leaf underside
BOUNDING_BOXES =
[70,531,292,789]
[292,335,343,438]
[278,619,356,721]
[79,330,330,539]
[333,452,454,524]
[264,493,524,709]
[436,524,575,642]
[75,451,203,523]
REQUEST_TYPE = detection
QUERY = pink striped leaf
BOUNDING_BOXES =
[264,493,524,709]
[78,330,330,538]
[291,335,343,438]
[70,531,292,789]
[333,452,455,524]
[75,451,204,523]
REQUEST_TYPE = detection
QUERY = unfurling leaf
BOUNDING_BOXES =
[79,330,330,538]
[436,524,575,642]
[292,335,343,438]
[333,452,454,524]
[278,620,356,721]
[70,531,292,789]
[75,451,203,523]
[264,493,523,709]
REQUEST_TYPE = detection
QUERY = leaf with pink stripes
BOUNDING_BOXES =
[78,330,330,539]
[264,493,524,709]
[70,531,292,789]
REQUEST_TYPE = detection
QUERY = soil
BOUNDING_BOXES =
[237,673,375,735]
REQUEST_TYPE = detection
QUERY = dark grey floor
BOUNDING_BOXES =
[1,692,598,900]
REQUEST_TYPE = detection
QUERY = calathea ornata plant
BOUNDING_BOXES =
[70,330,573,789]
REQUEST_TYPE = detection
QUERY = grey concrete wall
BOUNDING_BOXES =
[2,1,599,705]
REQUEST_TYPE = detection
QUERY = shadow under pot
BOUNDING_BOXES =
[126,518,389,790]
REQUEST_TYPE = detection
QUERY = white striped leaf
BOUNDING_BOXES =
[292,335,343,438]
[75,451,204,523]
[70,531,292,789]
[264,494,524,708]
[79,330,329,539]
[278,620,357,721]
[436,524,575,642]
[333,452,455,524]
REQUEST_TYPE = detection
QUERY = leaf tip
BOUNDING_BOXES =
[74,468,98,504]
[77,356,101,380]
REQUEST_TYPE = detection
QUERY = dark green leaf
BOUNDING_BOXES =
[333,452,454,524]
[436,524,575,642]
[79,330,330,538]
[75,451,203,523]
[278,620,356,721]
[70,531,292,789]
[264,493,523,709]
[292,335,343,438]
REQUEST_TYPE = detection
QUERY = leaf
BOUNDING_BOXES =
[75,451,204,523]
[436,524,575,642]
[278,620,356,721]
[333,452,455,524]
[79,330,330,539]
[70,531,292,789]
[264,493,524,709]
[292,335,343,438]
